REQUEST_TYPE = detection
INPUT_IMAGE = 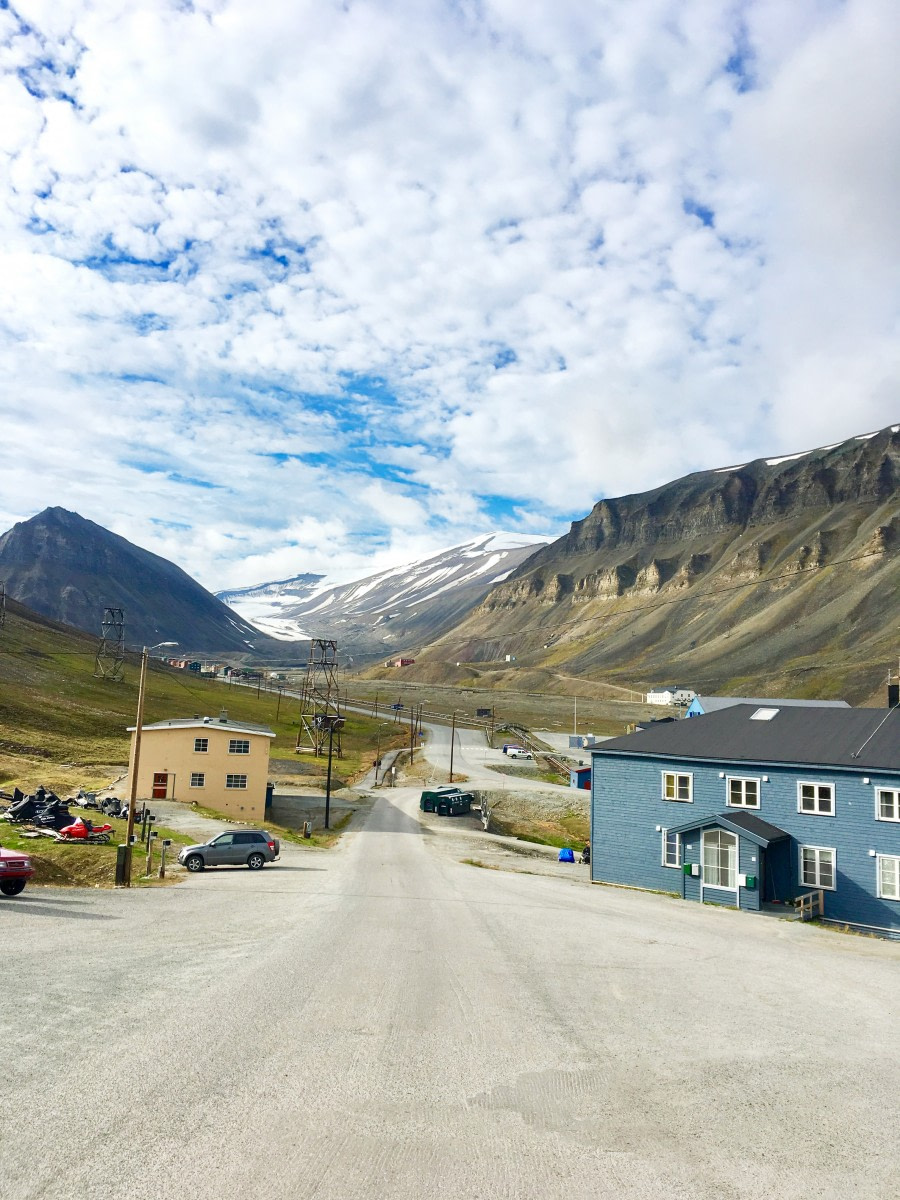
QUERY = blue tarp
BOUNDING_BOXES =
[558,847,575,863]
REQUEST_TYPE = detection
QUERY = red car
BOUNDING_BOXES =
[0,844,35,896]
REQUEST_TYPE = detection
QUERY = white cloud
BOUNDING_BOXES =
[0,0,896,591]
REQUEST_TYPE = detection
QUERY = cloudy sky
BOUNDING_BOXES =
[1,0,898,591]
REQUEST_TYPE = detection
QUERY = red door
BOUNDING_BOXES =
[152,772,169,799]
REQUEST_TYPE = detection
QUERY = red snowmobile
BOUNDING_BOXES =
[58,817,113,844]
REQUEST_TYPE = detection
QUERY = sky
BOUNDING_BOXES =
[1,0,898,592]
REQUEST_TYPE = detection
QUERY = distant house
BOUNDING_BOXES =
[646,685,696,707]
[570,766,592,790]
[387,657,416,667]
[686,695,850,718]
[590,703,900,934]
[127,712,276,821]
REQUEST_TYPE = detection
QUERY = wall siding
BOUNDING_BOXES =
[591,751,900,932]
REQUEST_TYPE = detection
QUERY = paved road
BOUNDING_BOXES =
[3,789,899,1199]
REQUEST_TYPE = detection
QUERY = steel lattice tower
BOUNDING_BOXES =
[94,607,126,681]
[295,639,342,756]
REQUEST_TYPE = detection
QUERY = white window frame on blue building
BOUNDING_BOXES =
[876,788,900,822]
[877,855,900,900]
[797,781,834,815]
[661,829,681,867]
[800,844,836,890]
[662,771,692,802]
[726,776,760,809]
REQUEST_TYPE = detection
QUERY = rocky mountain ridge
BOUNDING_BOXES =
[220,533,549,657]
[404,425,899,704]
[0,507,298,658]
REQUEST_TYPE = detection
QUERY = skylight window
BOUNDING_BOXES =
[750,708,780,721]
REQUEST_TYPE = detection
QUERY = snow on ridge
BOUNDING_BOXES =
[766,450,808,466]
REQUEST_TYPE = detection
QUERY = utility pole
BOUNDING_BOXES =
[323,716,344,829]
[449,711,456,784]
[409,705,415,764]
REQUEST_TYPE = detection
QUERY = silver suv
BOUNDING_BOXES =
[178,830,280,872]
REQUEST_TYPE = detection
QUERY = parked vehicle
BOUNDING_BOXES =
[507,749,533,761]
[0,844,35,896]
[58,817,113,844]
[177,830,280,872]
[419,788,474,816]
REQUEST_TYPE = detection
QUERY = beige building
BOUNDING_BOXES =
[127,712,276,821]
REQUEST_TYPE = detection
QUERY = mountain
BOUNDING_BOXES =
[406,425,900,705]
[219,533,549,659]
[0,507,286,657]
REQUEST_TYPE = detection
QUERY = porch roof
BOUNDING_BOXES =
[665,810,790,848]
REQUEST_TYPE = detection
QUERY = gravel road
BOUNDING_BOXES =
[2,787,899,1200]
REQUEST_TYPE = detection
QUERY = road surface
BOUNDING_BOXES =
[2,788,899,1199]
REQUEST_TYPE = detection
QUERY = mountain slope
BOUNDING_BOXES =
[410,426,900,704]
[0,507,279,656]
[220,534,548,658]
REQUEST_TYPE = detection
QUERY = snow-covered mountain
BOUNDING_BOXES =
[217,533,549,655]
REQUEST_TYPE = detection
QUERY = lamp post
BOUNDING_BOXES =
[321,714,345,830]
[121,641,177,887]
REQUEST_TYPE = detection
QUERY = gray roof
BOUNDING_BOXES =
[692,695,850,712]
[666,810,790,847]
[592,704,900,772]
[130,717,276,738]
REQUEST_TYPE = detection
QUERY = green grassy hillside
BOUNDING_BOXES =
[0,598,400,795]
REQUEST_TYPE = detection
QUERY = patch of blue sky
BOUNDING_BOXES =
[683,199,715,227]
[167,472,226,491]
[725,27,755,93]
[477,494,535,526]
[132,314,169,335]
[492,346,518,370]
[118,372,167,386]
[76,239,173,277]
[150,517,192,531]
[122,457,165,475]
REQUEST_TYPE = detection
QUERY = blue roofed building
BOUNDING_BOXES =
[589,702,900,935]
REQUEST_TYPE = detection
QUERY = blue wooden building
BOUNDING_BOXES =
[589,703,900,934]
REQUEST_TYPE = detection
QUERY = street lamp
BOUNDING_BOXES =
[121,641,177,887]
[320,714,345,830]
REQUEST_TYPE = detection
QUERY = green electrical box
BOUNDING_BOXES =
[744,875,757,889]
[682,863,693,875]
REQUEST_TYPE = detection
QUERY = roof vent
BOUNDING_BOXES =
[203,717,211,724]
[219,709,228,723]
[750,707,779,721]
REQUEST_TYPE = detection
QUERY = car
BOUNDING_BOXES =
[0,844,36,896]
[507,749,533,760]
[177,830,280,873]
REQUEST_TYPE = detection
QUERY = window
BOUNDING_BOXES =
[662,772,692,802]
[876,789,900,822]
[226,774,247,789]
[727,777,760,809]
[193,738,208,753]
[877,856,900,900]
[798,782,834,815]
[800,845,835,890]
[228,739,250,755]
[190,773,205,788]
[662,829,681,868]
[702,830,737,889]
